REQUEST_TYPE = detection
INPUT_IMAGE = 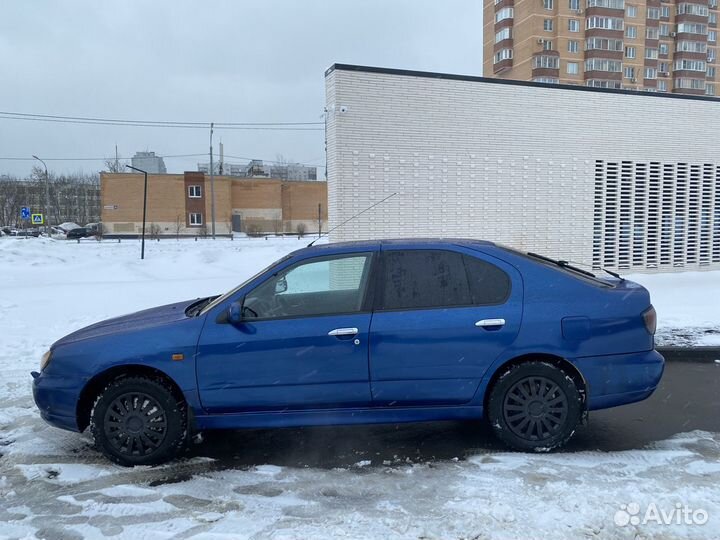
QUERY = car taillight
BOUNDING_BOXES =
[642,306,657,335]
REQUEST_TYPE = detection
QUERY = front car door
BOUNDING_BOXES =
[369,246,522,406]
[196,249,377,413]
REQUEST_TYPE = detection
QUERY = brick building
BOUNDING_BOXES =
[100,172,327,237]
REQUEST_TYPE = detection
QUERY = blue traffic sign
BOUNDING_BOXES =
[21,207,30,220]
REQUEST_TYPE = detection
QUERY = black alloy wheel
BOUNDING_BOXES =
[90,376,187,466]
[487,361,583,451]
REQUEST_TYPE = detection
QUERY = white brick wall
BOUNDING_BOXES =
[325,65,720,273]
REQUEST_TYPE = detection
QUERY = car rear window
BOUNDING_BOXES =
[378,250,511,310]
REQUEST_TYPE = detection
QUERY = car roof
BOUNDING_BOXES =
[294,238,495,255]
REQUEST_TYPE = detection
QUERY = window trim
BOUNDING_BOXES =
[189,212,203,226]
[373,249,512,313]
[188,185,202,198]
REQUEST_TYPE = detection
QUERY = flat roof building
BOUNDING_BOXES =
[325,64,720,272]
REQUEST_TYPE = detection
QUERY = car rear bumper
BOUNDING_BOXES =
[32,371,81,432]
[573,349,665,411]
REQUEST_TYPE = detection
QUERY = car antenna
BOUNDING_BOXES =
[307,192,397,247]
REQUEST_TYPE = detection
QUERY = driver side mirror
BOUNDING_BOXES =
[227,300,244,325]
[275,276,288,294]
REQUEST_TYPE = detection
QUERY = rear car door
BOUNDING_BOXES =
[196,250,376,413]
[369,247,522,406]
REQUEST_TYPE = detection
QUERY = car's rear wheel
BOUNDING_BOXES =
[90,376,187,466]
[487,361,582,451]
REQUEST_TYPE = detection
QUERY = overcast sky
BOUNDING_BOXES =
[0,0,483,177]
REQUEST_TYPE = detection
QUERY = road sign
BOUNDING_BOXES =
[31,214,44,225]
[21,207,30,220]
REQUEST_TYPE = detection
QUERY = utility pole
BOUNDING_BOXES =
[209,122,216,239]
[125,165,149,260]
[32,155,49,231]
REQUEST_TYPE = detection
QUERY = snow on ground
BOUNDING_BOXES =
[1,236,719,539]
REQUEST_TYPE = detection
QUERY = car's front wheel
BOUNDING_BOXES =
[90,376,187,466]
[487,361,583,451]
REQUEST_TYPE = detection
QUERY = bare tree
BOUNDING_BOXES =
[173,215,183,240]
[296,222,306,238]
[104,158,126,173]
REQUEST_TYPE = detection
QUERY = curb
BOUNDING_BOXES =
[656,346,720,362]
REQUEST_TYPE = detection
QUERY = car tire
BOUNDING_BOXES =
[487,361,583,452]
[90,376,187,466]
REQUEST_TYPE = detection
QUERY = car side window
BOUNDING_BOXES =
[378,250,472,310]
[462,255,511,305]
[243,253,373,320]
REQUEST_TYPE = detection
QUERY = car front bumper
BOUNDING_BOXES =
[31,370,82,432]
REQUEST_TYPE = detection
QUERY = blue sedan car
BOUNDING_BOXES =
[32,239,664,465]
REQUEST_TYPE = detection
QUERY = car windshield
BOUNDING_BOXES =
[198,254,293,316]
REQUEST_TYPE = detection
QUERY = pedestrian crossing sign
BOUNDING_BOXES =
[31,214,44,225]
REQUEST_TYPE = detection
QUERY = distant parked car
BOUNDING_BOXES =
[32,239,664,466]
[66,227,90,239]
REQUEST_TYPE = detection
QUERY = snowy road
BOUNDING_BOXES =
[1,237,719,539]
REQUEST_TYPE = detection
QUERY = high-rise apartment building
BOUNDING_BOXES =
[483,0,718,95]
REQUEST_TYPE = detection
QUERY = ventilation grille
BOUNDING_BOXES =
[593,160,720,271]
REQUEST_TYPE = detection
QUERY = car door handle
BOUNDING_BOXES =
[328,327,359,336]
[475,318,506,328]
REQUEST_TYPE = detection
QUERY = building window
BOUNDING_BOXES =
[567,61,579,74]
[708,48,716,61]
[587,0,625,8]
[586,37,624,51]
[543,39,554,50]
[495,27,512,43]
[494,49,513,63]
[677,23,708,35]
[533,55,560,69]
[532,76,560,83]
[189,213,203,226]
[568,39,580,53]
[674,59,707,71]
[644,67,658,79]
[676,40,707,53]
[585,58,623,72]
[710,13,717,25]
[587,16,624,31]
[709,67,717,78]
[645,47,659,59]
[660,24,670,37]
[659,62,669,74]
[646,27,659,40]
[626,26,637,38]
[707,84,716,96]
[586,79,622,88]
[544,19,554,31]
[625,46,636,58]
[658,80,668,91]
[710,31,718,43]
[674,78,706,89]
[677,3,709,17]
[543,0,553,9]
[569,0,580,9]
[495,8,514,22]
[647,7,661,19]
[710,0,718,8]
[627,5,637,17]
[624,66,636,79]
[659,43,669,55]
[569,19,580,32]
[188,185,202,198]
[661,6,670,18]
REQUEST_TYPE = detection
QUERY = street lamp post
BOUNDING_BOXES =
[125,165,149,260]
[209,122,216,239]
[31,155,49,231]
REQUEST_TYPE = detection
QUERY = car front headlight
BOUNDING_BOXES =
[40,350,53,371]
